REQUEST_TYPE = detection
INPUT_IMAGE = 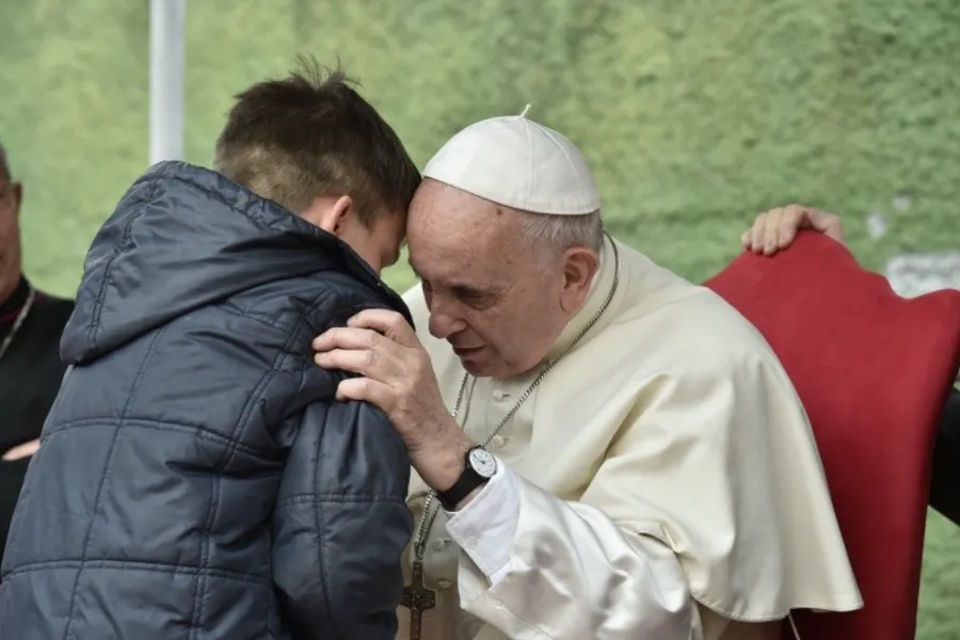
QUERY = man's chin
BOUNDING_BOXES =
[458,355,524,380]
[458,354,488,376]
[457,351,499,378]
[453,345,534,379]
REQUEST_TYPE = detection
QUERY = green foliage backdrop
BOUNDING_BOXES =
[1,1,958,636]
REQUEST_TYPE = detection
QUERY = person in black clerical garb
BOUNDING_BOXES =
[0,140,74,557]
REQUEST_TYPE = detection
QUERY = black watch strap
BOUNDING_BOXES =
[437,446,494,510]
[437,466,485,511]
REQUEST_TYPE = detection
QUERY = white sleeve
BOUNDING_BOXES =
[445,458,519,584]
[446,462,699,640]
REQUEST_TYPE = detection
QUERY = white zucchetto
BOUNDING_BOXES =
[423,111,601,215]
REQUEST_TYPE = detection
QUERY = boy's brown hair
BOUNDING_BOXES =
[214,59,420,224]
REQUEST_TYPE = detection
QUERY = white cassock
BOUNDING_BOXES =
[396,235,862,640]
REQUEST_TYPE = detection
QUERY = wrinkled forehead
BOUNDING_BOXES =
[410,182,490,242]
[407,181,528,279]
[410,180,488,224]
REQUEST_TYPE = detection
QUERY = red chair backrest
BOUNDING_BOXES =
[704,232,960,640]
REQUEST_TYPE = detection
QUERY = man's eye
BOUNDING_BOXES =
[456,290,495,309]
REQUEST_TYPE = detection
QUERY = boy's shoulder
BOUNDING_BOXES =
[222,270,408,335]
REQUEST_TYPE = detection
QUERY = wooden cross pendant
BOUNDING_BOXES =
[400,560,436,640]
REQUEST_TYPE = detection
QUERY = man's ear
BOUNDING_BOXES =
[558,246,600,314]
[303,194,353,235]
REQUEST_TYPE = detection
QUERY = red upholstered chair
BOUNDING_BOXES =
[704,232,960,640]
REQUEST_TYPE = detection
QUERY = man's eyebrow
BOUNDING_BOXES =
[407,259,504,296]
[452,285,489,298]
[451,283,505,300]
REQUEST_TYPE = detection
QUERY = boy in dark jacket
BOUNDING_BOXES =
[0,64,419,640]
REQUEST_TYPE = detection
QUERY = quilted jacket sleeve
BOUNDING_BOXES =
[271,397,413,639]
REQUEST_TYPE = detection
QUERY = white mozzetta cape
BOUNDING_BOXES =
[399,236,861,640]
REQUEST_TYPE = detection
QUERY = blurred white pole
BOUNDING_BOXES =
[149,0,185,164]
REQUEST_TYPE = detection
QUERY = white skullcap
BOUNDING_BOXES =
[423,110,601,215]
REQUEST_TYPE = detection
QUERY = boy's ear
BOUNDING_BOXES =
[302,195,353,235]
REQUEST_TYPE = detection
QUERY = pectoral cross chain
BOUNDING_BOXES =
[400,560,436,640]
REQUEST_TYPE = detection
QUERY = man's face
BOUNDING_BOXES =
[407,180,571,378]
[0,177,23,301]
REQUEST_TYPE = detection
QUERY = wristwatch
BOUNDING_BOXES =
[437,445,498,511]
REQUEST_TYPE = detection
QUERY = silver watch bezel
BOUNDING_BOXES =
[467,446,497,479]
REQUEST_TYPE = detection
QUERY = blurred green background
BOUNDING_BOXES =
[1,0,958,636]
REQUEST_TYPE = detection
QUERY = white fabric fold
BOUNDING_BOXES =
[446,458,518,585]
[455,471,699,640]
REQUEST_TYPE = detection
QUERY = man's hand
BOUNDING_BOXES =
[312,309,473,493]
[741,204,845,255]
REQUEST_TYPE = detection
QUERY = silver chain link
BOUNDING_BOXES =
[412,238,621,562]
[0,287,36,362]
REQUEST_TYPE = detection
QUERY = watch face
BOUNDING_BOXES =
[468,447,498,479]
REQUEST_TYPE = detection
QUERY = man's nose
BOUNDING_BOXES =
[428,306,467,340]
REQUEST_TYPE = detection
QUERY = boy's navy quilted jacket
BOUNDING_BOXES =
[0,162,413,639]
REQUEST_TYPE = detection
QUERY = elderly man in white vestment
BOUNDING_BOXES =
[312,114,863,640]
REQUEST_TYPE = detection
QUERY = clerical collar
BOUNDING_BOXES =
[0,276,30,322]
[546,234,619,362]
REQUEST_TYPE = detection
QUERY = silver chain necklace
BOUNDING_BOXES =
[0,287,36,362]
[411,238,621,563]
